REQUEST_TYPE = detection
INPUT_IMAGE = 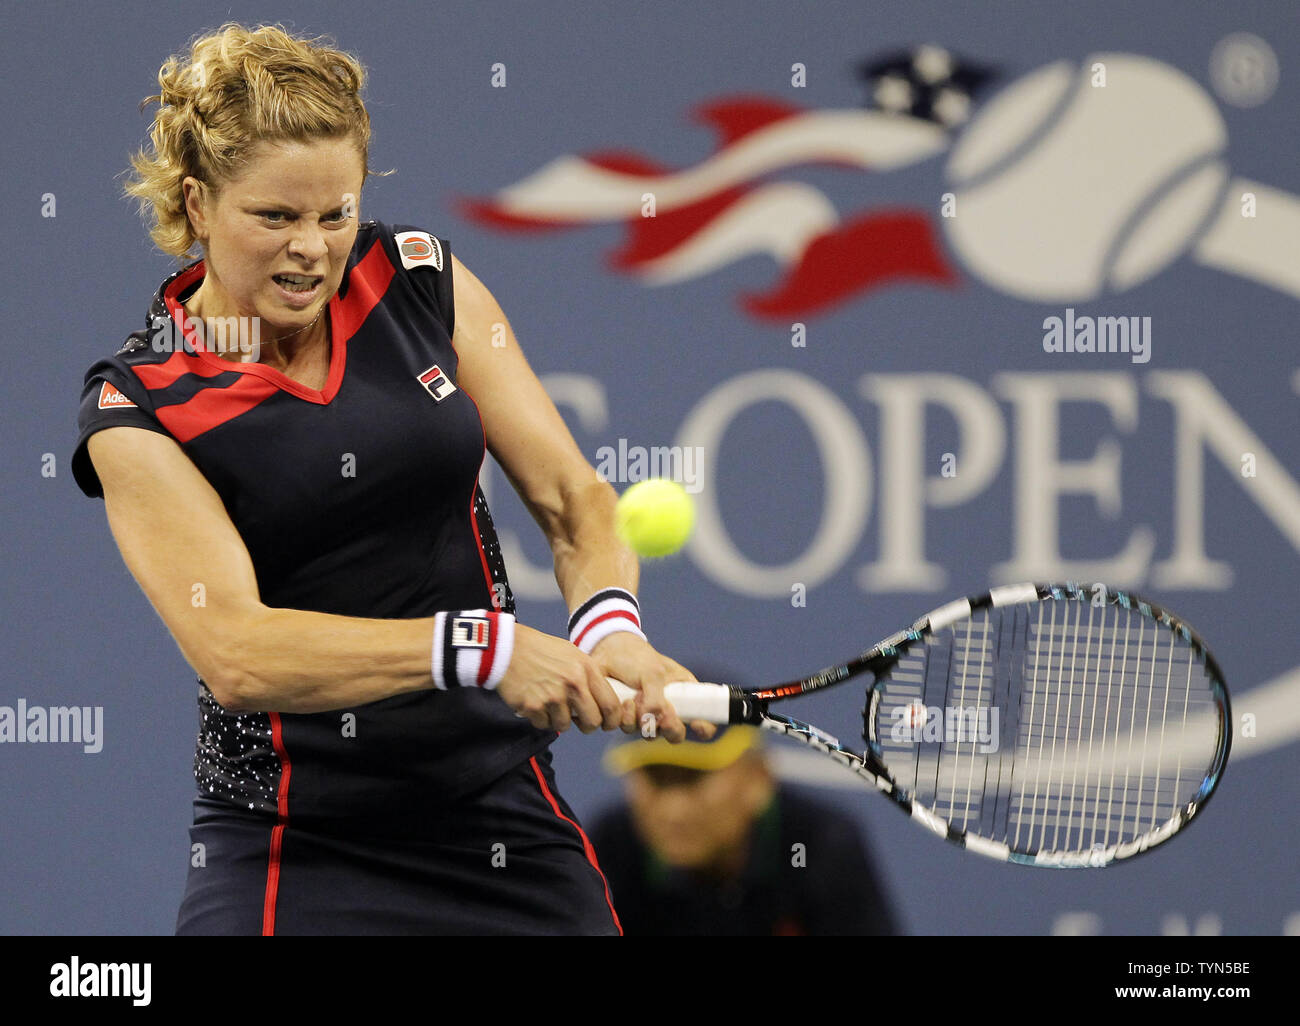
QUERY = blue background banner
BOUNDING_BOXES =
[2,0,1295,934]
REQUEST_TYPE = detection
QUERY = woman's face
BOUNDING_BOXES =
[183,136,364,343]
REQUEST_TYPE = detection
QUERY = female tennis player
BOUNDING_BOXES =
[71,22,706,935]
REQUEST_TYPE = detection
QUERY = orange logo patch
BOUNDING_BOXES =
[97,382,136,410]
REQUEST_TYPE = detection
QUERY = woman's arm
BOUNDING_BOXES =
[89,426,433,712]
[450,254,708,743]
[86,425,615,729]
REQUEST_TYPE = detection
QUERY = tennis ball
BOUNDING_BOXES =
[616,478,695,558]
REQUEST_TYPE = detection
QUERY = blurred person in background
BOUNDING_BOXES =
[588,716,900,936]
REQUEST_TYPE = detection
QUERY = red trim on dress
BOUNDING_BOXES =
[262,711,293,936]
[144,241,398,442]
[528,756,623,935]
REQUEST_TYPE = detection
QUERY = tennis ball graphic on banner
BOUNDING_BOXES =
[616,478,695,558]
[943,53,1228,301]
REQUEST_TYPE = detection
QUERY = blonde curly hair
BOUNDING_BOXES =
[126,23,380,260]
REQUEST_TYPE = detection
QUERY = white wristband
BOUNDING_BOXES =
[568,588,646,654]
[431,610,516,690]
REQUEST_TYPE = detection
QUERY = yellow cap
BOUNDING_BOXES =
[602,725,762,775]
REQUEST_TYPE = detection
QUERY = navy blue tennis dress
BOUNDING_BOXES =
[71,221,621,935]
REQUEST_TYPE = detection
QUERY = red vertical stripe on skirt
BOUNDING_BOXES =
[262,711,293,936]
[528,756,623,935]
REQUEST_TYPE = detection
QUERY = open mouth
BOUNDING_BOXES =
[272,273,323,294]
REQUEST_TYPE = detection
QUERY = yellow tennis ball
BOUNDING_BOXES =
[615,478,695,558]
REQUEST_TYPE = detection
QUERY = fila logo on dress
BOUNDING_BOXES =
[417,364,457,402]
[395,231,443,271]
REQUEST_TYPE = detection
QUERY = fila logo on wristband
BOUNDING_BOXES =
[568,588,646,653]
[432,610,515,690]
[451,616,490,647]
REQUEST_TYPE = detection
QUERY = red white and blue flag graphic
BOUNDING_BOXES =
[462,47,995,319]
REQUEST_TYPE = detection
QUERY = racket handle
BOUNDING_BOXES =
[605,678,735,724]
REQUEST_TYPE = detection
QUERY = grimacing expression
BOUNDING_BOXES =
[184,137,365,341]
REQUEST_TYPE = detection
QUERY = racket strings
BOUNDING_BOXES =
[1015,612,1210,853]
[873,599,1220,857]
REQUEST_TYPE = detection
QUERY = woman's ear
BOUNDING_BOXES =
[182,176,210,243]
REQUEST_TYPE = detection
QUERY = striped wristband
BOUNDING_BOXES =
[431,610,516,690]
[568,588,646,653]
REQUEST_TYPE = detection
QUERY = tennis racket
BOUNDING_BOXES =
[608,582,1231,868]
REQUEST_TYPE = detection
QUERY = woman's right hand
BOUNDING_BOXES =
[495,624,625,734]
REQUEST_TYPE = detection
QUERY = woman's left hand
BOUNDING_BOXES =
[588,632,718,743]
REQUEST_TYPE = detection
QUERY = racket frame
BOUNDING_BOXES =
[725,582,1231,868]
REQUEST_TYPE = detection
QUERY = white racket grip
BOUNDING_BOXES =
[605,678,733,724]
